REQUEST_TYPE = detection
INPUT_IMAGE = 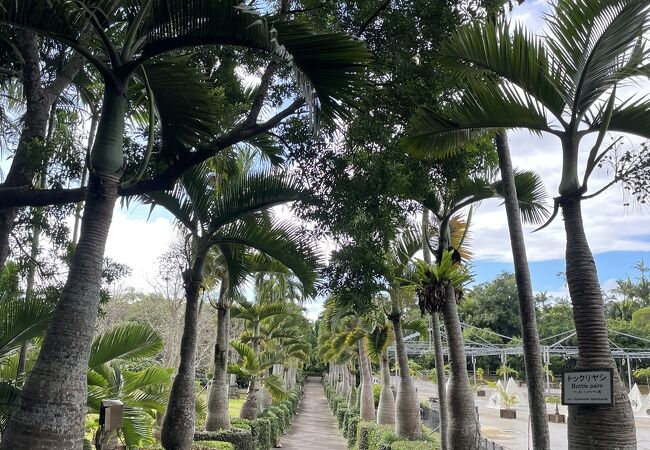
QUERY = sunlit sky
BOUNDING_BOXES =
[98,1,650,319]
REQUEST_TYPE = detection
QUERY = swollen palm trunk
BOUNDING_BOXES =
[240,377,260,420]
[0,172,119,450]
[442,285,480,450]
[562,197,636,448]
[0,86,127,450]
[391,317,421,439]
[205,306,231,431]
[358,340,375,421]
[161,254,205,450]
[376,355,395,425]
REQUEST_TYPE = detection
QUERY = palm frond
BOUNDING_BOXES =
[213,218,320,296]
[403,80,551,158]
[0,297,53,359]
[262,374,288,401]
[437,18,567,117]
[595,96,650,140]
[88,323,163,370]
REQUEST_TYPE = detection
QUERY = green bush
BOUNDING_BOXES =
[250,417,272,450]
[353,421,441,450]
[336,406,348,428]
[345,413,360,447]
[373,384,381,407]
[193,429,253,450]
[193,441,235,450]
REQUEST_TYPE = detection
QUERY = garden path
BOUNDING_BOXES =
[281,376,347,450]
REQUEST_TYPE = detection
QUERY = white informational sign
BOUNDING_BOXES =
[562,369,613,405]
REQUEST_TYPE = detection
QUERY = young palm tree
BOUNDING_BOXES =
[412,166,547,449]
[147,162,319,448]
[0,2,367,447]
[86,323,168,449]
[227,341,289,420]
[366,322,394,426]
[231,299,302,418]
[384,226,430,439]
[404,2,650,446]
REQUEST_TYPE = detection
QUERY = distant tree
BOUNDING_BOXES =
[461,273,522,339]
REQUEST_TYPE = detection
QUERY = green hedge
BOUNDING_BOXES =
[193,429,253,450]
[355,421,440,450]
[193,441,236,450]
[195,383,304,450]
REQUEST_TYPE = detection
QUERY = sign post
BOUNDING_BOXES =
[562,368,614,405]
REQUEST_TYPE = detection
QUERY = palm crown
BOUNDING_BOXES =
[404,0,650,196]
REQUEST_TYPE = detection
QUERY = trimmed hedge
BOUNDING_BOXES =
[194,429,253,450]
[355,421,440,450]
[193,441,236,450]
[323,376,441,450]
[195,383,304,450]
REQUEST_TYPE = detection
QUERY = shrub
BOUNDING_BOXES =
[353,421,441,450]
[193,441,235,450]
[346,413,360,447]
[336,406,348,428]
[373,384,381,407]
[193,429,253,450]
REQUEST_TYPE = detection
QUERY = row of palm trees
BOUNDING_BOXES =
[318,2,650,449]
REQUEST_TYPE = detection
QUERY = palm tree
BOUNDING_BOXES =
[404,2,650,446]
[231,299,303,418]
[86,323,168,449]
[494,130,550,450]
[147,162,318,448]
[0,2,367,447]
[228,341,289,420]
[422,208,447,450]
[366,322,394,426]
[412,165,547,449]
[383,227,430,439]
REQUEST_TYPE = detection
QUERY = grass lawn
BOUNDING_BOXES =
[228,396,245,417]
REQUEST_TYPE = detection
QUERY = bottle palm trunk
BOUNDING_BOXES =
[495,131,550,449]
[376,354,395,425]
[391,317,421,439]
[0,86,126,450]
[161,251,207,449]
[442,284,480,450]
[561,196,636,448]
[358,339,375,421]
[205,305,231,431]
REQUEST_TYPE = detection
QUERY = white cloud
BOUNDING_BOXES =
[104,207,175,291]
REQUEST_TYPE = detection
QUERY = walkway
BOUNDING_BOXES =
[281,376,347,450]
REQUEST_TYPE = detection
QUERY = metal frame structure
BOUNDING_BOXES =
[388,322,650,391]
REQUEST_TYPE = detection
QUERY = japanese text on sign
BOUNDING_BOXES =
[562,369,613,405]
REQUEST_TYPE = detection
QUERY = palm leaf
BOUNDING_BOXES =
[213,218,320,296]
[0,297,53,359]
[88,323,163,370]
[595,96,650,140]
[437,19,567,117]
[262,374,287,401]
[403,80,551,157]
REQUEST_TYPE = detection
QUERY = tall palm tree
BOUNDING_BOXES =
[422,208,447,450]
[404,2,650,446]
[147,162,318,448]
[0,2,367,447]
[412,165,547,449]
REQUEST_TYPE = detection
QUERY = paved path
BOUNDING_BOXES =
[281,377,347,450]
